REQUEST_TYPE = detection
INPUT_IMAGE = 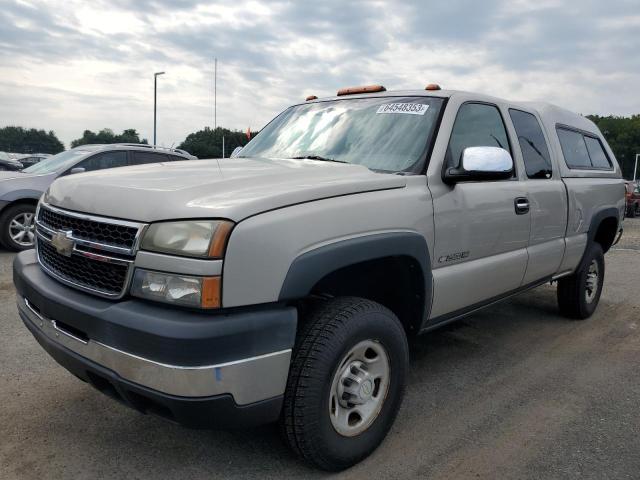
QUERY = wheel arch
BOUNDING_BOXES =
[278,232,432,334]
[588,207,620,254]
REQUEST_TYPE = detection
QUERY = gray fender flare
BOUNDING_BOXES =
[278,232,433,323]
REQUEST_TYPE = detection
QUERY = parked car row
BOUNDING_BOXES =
[0,143,196,250]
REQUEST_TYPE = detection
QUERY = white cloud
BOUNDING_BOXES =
[0,0,637,149]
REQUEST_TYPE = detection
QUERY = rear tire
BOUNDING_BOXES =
[557,242,604,320]
[281,297,409,471]
[628,205,637,218]
[0,203,37,251]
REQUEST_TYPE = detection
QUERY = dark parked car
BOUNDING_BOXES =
[625,180,640,217]
[0,152,24,171]
[17,153,51,168]
[0,144,196,250]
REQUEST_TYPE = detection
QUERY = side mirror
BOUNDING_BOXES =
[444,146,513,184]
[69,167,86,175]
[230,147,243,158]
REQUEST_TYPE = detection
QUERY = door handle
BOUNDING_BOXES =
[514,197,529,215]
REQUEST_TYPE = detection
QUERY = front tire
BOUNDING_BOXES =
[557,242,605,319]
[0,203,37,251]
[281,297,409,471]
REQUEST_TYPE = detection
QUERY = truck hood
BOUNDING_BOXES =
[45,157,407,222]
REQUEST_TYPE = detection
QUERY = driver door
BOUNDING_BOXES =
[428,102,530,320]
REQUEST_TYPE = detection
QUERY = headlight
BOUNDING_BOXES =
[141,220,233,258]
[131,269,221,308]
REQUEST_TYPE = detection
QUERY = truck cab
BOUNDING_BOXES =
[13,85,625,471]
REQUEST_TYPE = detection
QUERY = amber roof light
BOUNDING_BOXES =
[337,84,386,96]
[305,95,318,101]
[425,84,442,91]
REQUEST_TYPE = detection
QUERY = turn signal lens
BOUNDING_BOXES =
[201,277,221,308]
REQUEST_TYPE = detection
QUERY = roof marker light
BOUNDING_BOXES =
[425,84,442,91]
[305,95,318,101]
[337,85,386,96]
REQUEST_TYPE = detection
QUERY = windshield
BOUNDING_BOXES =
[22,149,89,174]
[239,96,444,173]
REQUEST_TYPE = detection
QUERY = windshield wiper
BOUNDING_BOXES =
[290,155,348,164]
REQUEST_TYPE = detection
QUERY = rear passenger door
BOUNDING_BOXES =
[508,109,567,284]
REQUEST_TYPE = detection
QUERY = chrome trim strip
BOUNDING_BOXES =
[19,296,291,404]
[36,220,134,256]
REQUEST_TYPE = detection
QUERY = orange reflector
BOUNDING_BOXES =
[425,84,441,91]
[306,95,318,101]
[201,277,221,309]
[208,221,234,258]
[337,84,386,96]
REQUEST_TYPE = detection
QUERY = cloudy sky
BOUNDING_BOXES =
[0,0,638,148]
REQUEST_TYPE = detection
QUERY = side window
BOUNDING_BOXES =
[132,151,169,165]
[78,151,129,172]
[556,128,591,169]
[584,136,612,169]
[447,103,511,168]
[509,109,552,179]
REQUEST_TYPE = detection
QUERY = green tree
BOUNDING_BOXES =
[178,127,253,159]
[0,126,64,154]
[587,115,640,179]
[70,128,148,148]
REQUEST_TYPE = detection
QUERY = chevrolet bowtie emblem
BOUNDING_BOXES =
[50,230,75,257]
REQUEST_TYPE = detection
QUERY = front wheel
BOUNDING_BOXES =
[281,297,409,471]
[557,242,605,319]
[0,203,37,251]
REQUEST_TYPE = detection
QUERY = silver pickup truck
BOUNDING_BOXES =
[13,85,625,471]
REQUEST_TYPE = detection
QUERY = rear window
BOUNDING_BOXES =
[557,127,612,170]
[557,128,591,169]
[509,109,552,179]
[584,136,612,169]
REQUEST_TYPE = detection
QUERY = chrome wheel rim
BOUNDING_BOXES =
[585,259,599,304]
[9,212,36,247]
[329,340,390,437]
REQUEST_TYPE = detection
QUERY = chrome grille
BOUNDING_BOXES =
[38,240,129,295]
[35,204,145,299]
[38,206,138,250]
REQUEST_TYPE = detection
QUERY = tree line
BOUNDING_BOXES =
[1,117,639,178]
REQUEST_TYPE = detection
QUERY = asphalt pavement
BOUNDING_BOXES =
[1,220,639,479]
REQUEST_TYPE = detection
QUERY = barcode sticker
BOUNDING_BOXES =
[376,103,429,115]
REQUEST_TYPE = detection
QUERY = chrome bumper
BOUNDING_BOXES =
[18,296,291,405]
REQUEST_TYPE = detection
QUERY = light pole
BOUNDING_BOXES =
[153,71,165,146]
[634,154,640,183]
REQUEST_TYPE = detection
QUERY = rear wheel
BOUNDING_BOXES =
[557,242,604,319]
[281,297,408,471]
[0,203,37,251]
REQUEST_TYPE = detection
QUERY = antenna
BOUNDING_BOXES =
[214,57,217,130]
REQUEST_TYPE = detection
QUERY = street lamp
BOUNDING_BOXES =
[153,71,165,146]
[634,154,640,183]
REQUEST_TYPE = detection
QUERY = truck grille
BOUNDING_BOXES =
[35,204,145,299]
[38,240,129,295]
[39,206,138,250]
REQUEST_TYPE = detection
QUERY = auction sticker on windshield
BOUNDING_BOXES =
[376,103,429,115]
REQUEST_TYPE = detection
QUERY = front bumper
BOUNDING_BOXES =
[14,250,297,427]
